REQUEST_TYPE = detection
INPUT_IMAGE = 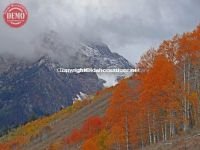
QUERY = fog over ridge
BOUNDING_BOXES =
[0,0,199,63]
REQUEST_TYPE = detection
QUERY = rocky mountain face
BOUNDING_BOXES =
[0,32,133,135]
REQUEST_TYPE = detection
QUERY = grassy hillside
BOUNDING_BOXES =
[0,87,113,150]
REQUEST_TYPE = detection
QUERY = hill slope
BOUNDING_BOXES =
[0,87,113,150]
[24,92,111,150]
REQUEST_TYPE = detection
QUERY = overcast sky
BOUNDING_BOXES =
[0,0,199,64]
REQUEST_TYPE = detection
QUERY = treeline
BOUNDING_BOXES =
[62,25,200,150]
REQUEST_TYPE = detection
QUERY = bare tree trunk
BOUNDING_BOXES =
[157,131,160,142]
[153,113,156,144]
[125,114,130,150]
[194,69,199,126]
[170,120,172,137]
[183,61,188,131]
[115,139,121,150]
[153,133,156,144]
[187,63,191,127]
[169,112,175,137]
[148,112,152,145]
[162,125,165,142]
[164,122,167,141]
[139,123,144,150]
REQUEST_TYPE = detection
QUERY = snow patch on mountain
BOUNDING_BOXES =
[80,44,101,57]
[73,92,88,103]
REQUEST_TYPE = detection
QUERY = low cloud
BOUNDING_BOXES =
[0,0,199,63]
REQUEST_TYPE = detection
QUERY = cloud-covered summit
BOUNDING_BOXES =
[0,0,199,63]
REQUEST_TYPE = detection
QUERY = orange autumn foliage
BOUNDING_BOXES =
[81,116,103,139]
[44,25,200,150]
[64,116,103,146]
[65,129,82,145]
[78,25,200,149]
